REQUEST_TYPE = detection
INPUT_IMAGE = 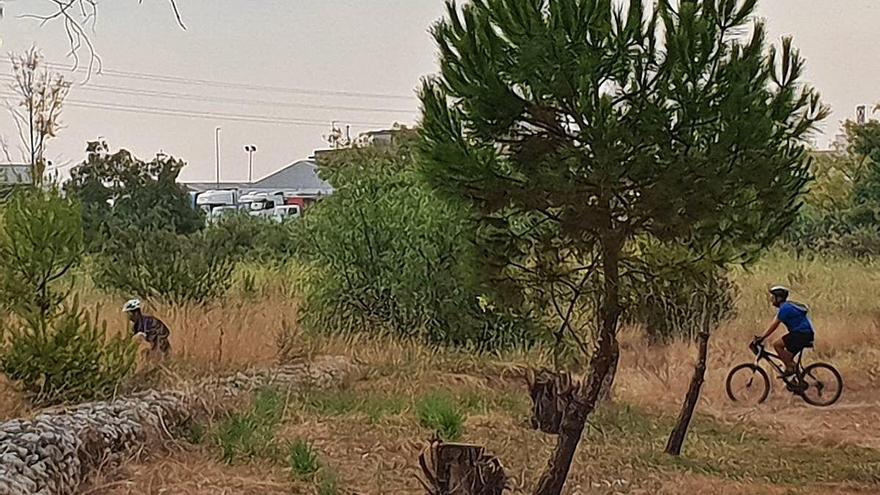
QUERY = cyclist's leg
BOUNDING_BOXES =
[775,336,796,374]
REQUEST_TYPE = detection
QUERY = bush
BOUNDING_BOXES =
[204,212,296,263]
[94,226,235,303]
[0,300,136,405]
[296,142,539,349]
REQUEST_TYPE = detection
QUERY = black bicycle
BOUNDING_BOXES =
[726,338,843,407]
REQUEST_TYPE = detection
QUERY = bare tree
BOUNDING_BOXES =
[5,47,71,186]
[0,1,185,74]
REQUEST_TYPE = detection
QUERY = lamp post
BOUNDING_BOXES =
[244,145,257,183]
[214,126,222,188]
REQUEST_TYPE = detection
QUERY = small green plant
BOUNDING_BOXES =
[286,439,321,481]
[303,388,406,423]
[183,421,206,445]
[214,388,286,463]
[317,469,340,495]
[416,391,465,441]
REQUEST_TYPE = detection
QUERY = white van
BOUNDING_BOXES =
[271,205,301,223]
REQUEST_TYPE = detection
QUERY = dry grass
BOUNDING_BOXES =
[5,251,880,493]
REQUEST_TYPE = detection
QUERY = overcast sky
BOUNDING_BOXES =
[0,1,877,182]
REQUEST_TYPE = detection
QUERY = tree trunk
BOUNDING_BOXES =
[532,236,622,495]
[664,305,711,456]
[597,338,619,403]
[418,440,506,495]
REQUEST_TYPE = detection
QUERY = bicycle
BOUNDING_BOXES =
[725,338,843,407]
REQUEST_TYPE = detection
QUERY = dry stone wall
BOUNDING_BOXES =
[0,356,355,495]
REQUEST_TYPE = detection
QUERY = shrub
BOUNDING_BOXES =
[204,212,296,263]
[296,141,539,349]
[0,300,136,405]
[416,391,466,441]
[94,226,235,303]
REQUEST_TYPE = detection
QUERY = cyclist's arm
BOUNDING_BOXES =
[759,317,782,341]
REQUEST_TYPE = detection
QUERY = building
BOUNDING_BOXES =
[0,163,32,201]
[184,159,333,196]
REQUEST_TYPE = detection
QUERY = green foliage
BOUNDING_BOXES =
[64,140,203,248]
[296,140,539,349]
[0,299,136,405]
[419,0,826,347]
[316,471,340,495]
[0,189,83,318]
[286,439,321,480]
[204,212,296,263]
[784,122,880,257]
[215,388,286,463]
[416,391,466,441]
[94,225,235,303]
[301,388,407,423]
[625,242,738,342]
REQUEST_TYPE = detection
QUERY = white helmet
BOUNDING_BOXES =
[769,286,790,299]
[122,298,142,313]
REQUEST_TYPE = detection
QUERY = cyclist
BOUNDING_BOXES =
[123,298,172,358]
[755,286,814,377]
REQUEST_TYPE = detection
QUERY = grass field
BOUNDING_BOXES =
[4,251,880,494]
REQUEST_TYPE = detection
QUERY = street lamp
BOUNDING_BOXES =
[214,126,222,188]
[244,145,257,183]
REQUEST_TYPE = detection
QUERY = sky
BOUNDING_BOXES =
[0,0,877,182]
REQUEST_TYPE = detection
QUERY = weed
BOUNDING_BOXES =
[183,421,206,445]
[416,391,466,441]
[317,470,340,495]
[214,388,286,463]
[286,439,321,480]
[302,388,406,423]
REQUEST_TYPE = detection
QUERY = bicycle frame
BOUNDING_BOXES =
[750,342,805,381]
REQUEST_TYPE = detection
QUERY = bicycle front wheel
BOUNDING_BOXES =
[800,363,843,407]
[726,363,770,405]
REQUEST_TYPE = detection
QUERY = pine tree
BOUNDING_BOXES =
[419,1,826,492]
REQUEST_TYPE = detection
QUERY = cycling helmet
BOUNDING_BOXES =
[122,298,142,313]
[769,286,789,300]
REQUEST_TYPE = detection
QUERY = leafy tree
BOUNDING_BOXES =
[785,121,880,257]
[419,0,825,491]
[65,140,203,247]
[846,120,880,227]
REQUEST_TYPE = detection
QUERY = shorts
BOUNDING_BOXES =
[782,332,813,354]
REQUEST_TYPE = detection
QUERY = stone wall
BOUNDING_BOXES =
[0,356,355,495]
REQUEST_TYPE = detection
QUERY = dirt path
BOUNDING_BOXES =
[705,388,880,451]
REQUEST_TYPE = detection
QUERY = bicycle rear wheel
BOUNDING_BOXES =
[800,363,843,407]
[726,363,770,405]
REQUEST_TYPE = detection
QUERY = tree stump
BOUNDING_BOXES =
[418,440,506,495]
[526,368,582,434]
